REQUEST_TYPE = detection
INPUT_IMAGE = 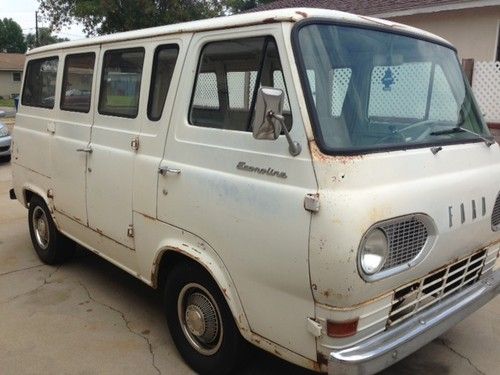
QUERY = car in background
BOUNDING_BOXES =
[0,121,11,162]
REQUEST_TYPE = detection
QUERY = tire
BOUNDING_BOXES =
[28,195,73,264]
[164,262,248,375]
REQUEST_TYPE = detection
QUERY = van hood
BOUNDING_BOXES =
[309,141,500,307]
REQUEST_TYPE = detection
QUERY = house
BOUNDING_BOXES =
[252,0,500,61]
[0,53,25,99]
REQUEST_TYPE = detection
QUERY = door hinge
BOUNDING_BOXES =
[306,318,323,338]
[127,225,134,238]
[304,193,320,213]
[131,137,140,151]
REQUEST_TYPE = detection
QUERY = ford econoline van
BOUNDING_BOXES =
[10,8,500,375]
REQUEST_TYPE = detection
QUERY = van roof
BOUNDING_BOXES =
[27,7,453,56]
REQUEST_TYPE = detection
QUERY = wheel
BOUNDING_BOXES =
[28,195,73,264]
[164,262,248,375]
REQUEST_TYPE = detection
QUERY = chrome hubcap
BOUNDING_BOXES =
[32,206,49,249]
[178,283,223,356]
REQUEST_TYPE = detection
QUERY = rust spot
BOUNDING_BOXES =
[255,338,261,344]
[191,247,202,254]
[262,17,276,23]
[317,352,329,365]
[181,243,189,247]
[139,212,156,221]
[295,11,308,18]
[323,290,330,298]
[309,140,364,164]
[273,349,282,357]
[311,283,317,291]
[72,216,82,223]
[222,288,230,301]
[95,228,103,235]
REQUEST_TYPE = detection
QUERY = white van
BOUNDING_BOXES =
[9,8,500,375]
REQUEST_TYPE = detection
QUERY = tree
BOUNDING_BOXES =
[225,0,275,13]
[25,27,69,50]
[0,18,27,53]
[39,0,225,36]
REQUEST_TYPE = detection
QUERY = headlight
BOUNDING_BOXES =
[359,228,388,275]
[0,126,8,137]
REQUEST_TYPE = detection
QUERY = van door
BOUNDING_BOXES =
[86,44,146,248]
[156,31,318,360]
[52,47,99,226]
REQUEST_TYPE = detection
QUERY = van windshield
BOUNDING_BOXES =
[294,23,491,154]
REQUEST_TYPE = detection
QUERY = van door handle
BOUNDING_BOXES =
[158,166,181,176]
[76,147,93,154]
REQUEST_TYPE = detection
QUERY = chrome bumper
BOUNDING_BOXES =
[328,270,499,375]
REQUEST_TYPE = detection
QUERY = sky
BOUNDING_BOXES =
[0,0,86,40]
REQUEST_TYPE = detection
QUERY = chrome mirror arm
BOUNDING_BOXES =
[268,111,302,157]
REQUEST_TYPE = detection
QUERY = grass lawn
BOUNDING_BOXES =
[0,98,15,107]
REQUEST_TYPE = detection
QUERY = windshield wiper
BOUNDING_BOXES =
[430,126,495,146]
[430,106,495,147]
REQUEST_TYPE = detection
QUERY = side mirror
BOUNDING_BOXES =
[252,87,301,156]
[252,87,283,140]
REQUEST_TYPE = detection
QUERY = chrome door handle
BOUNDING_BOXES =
[158,166,181,176]
[76,147,93,154]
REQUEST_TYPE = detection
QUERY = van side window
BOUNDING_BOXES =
[189,36,292,131]
[148,44,179,121]
[98,48,145,118]
[60,53,95,113]
[21,57,59,109]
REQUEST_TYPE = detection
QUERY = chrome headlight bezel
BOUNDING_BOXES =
[358,228,389,276]
[358,214,436,282]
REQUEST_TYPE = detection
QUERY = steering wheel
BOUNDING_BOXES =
[376,119,437,145]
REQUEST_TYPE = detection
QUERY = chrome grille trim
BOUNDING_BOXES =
[381,218,429,270]
[360,214,436,282]
[387,250,487,327]
[492,192,500,231]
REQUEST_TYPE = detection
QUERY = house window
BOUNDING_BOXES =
[12,72,21,82]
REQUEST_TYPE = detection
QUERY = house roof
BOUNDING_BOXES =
[29,8,451,56]
[251,0,500,17]
[0,53,25,71]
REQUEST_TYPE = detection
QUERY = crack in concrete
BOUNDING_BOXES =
[0,264,46,278]
[437,339,486,375]
[0,265,60,305]
[78,280,161,375]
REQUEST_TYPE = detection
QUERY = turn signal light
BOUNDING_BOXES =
[326,319,359,338]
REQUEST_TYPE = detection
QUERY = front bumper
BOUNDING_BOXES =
[328,269,499,375]
[0,135,12,156]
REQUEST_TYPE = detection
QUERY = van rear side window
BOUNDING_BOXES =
[148,45,179,121]
[61,53,95,113]
[98,48,145,118]
[22,57,59,109]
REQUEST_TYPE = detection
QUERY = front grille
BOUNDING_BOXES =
[0,145,9,152]
[388,249,487,327]
[381,217,429,270]
[492,193,500,231]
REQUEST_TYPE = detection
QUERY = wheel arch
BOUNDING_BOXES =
[151,244,253,339]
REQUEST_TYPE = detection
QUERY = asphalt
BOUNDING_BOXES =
[0,161,498,375]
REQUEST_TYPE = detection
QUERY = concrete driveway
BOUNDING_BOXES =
[0,161,498,375]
